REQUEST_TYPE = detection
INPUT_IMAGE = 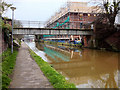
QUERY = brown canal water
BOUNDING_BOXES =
[27,42,119,88]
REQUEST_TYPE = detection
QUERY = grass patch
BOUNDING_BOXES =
[0,48,11,62]
[1,47,18,89]
[29,49,77,89]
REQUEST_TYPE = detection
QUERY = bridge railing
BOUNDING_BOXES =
[14,20,45,28]
[14,20,94,29]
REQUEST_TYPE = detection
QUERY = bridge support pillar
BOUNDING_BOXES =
[35,35,39,42]
[90,35,96,48]
[83,36,88,47]
[83,35,95,48]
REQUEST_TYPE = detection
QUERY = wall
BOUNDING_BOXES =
[0,29,2,54]
[0,19,12,54]
[0,31,8,54]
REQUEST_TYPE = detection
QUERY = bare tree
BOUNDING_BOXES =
[89,0,120,50]
[103,0,120,27]
[90,0,119,27]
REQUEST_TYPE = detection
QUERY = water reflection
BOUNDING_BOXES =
[34,42,119,88]
[26,42,50,62]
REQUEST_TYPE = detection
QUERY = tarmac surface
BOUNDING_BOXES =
[9,42,53,88]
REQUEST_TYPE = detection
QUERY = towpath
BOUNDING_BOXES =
[9,42,53,88]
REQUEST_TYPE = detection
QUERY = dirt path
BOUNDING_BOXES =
[9,42,53,88]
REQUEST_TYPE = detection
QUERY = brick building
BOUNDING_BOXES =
[45,2,100,28]
[44,2,101,47]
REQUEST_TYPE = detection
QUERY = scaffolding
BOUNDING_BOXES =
[45,1,101,27]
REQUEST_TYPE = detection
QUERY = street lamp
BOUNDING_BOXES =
[10,7,16,53]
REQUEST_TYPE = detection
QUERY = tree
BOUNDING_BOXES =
[0,1,12,15]
[90,0,120,27]
[90,0,120,51]
[0,1,12,47]
[103,0,120,27]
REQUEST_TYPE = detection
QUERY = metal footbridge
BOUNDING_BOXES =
[13,20,93,35]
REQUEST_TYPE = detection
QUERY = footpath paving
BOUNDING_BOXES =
[9,42,53,88]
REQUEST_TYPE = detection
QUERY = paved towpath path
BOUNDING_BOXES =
[10,42,53,88]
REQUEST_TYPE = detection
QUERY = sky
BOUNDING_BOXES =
[3,0,101,21]
[3,0,119,24]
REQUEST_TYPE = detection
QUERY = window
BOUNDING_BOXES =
[88,14,90,17]
[80,14,83,17]
[80,22,83,28]
[94,14,96,17]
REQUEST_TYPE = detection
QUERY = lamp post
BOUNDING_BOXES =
[10,7,16,53]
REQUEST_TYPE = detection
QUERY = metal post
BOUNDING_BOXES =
[11,7,16,53]
[11,10,14,53]
[28,21,30,28]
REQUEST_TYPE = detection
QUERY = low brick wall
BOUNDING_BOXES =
[0,32,8,54]
[0,31,2,54]
[106,30,120,51]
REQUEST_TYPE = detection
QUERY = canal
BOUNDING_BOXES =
[26,42,119,88]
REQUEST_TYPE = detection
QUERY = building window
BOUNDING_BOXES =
[64,25,66,29]
[68,23,70,28]
[94,14,96,17]
[72,25,74,29]
[80,14,83,17]
[88,14,90,17]
[80,22,83,28]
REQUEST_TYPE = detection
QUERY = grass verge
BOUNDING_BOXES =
[1,47,18,89]
[29,49,77,89]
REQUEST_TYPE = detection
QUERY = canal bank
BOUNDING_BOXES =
[29,49,76,88]
[27,42,119,88]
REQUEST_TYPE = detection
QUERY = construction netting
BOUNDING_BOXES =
[43,16,70,37]
[53,16,70,28]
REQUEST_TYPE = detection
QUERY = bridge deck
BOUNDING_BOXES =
[14,27,93,31]
[13,28,93,35]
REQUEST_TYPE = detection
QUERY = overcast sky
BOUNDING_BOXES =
[3,0,101,21]
[3,0,119,24]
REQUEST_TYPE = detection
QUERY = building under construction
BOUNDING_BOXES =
[44,2,101,46]
[45,2,100,28]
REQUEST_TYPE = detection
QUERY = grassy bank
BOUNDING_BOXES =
[29,49,77,88]
[1,48,18,89]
